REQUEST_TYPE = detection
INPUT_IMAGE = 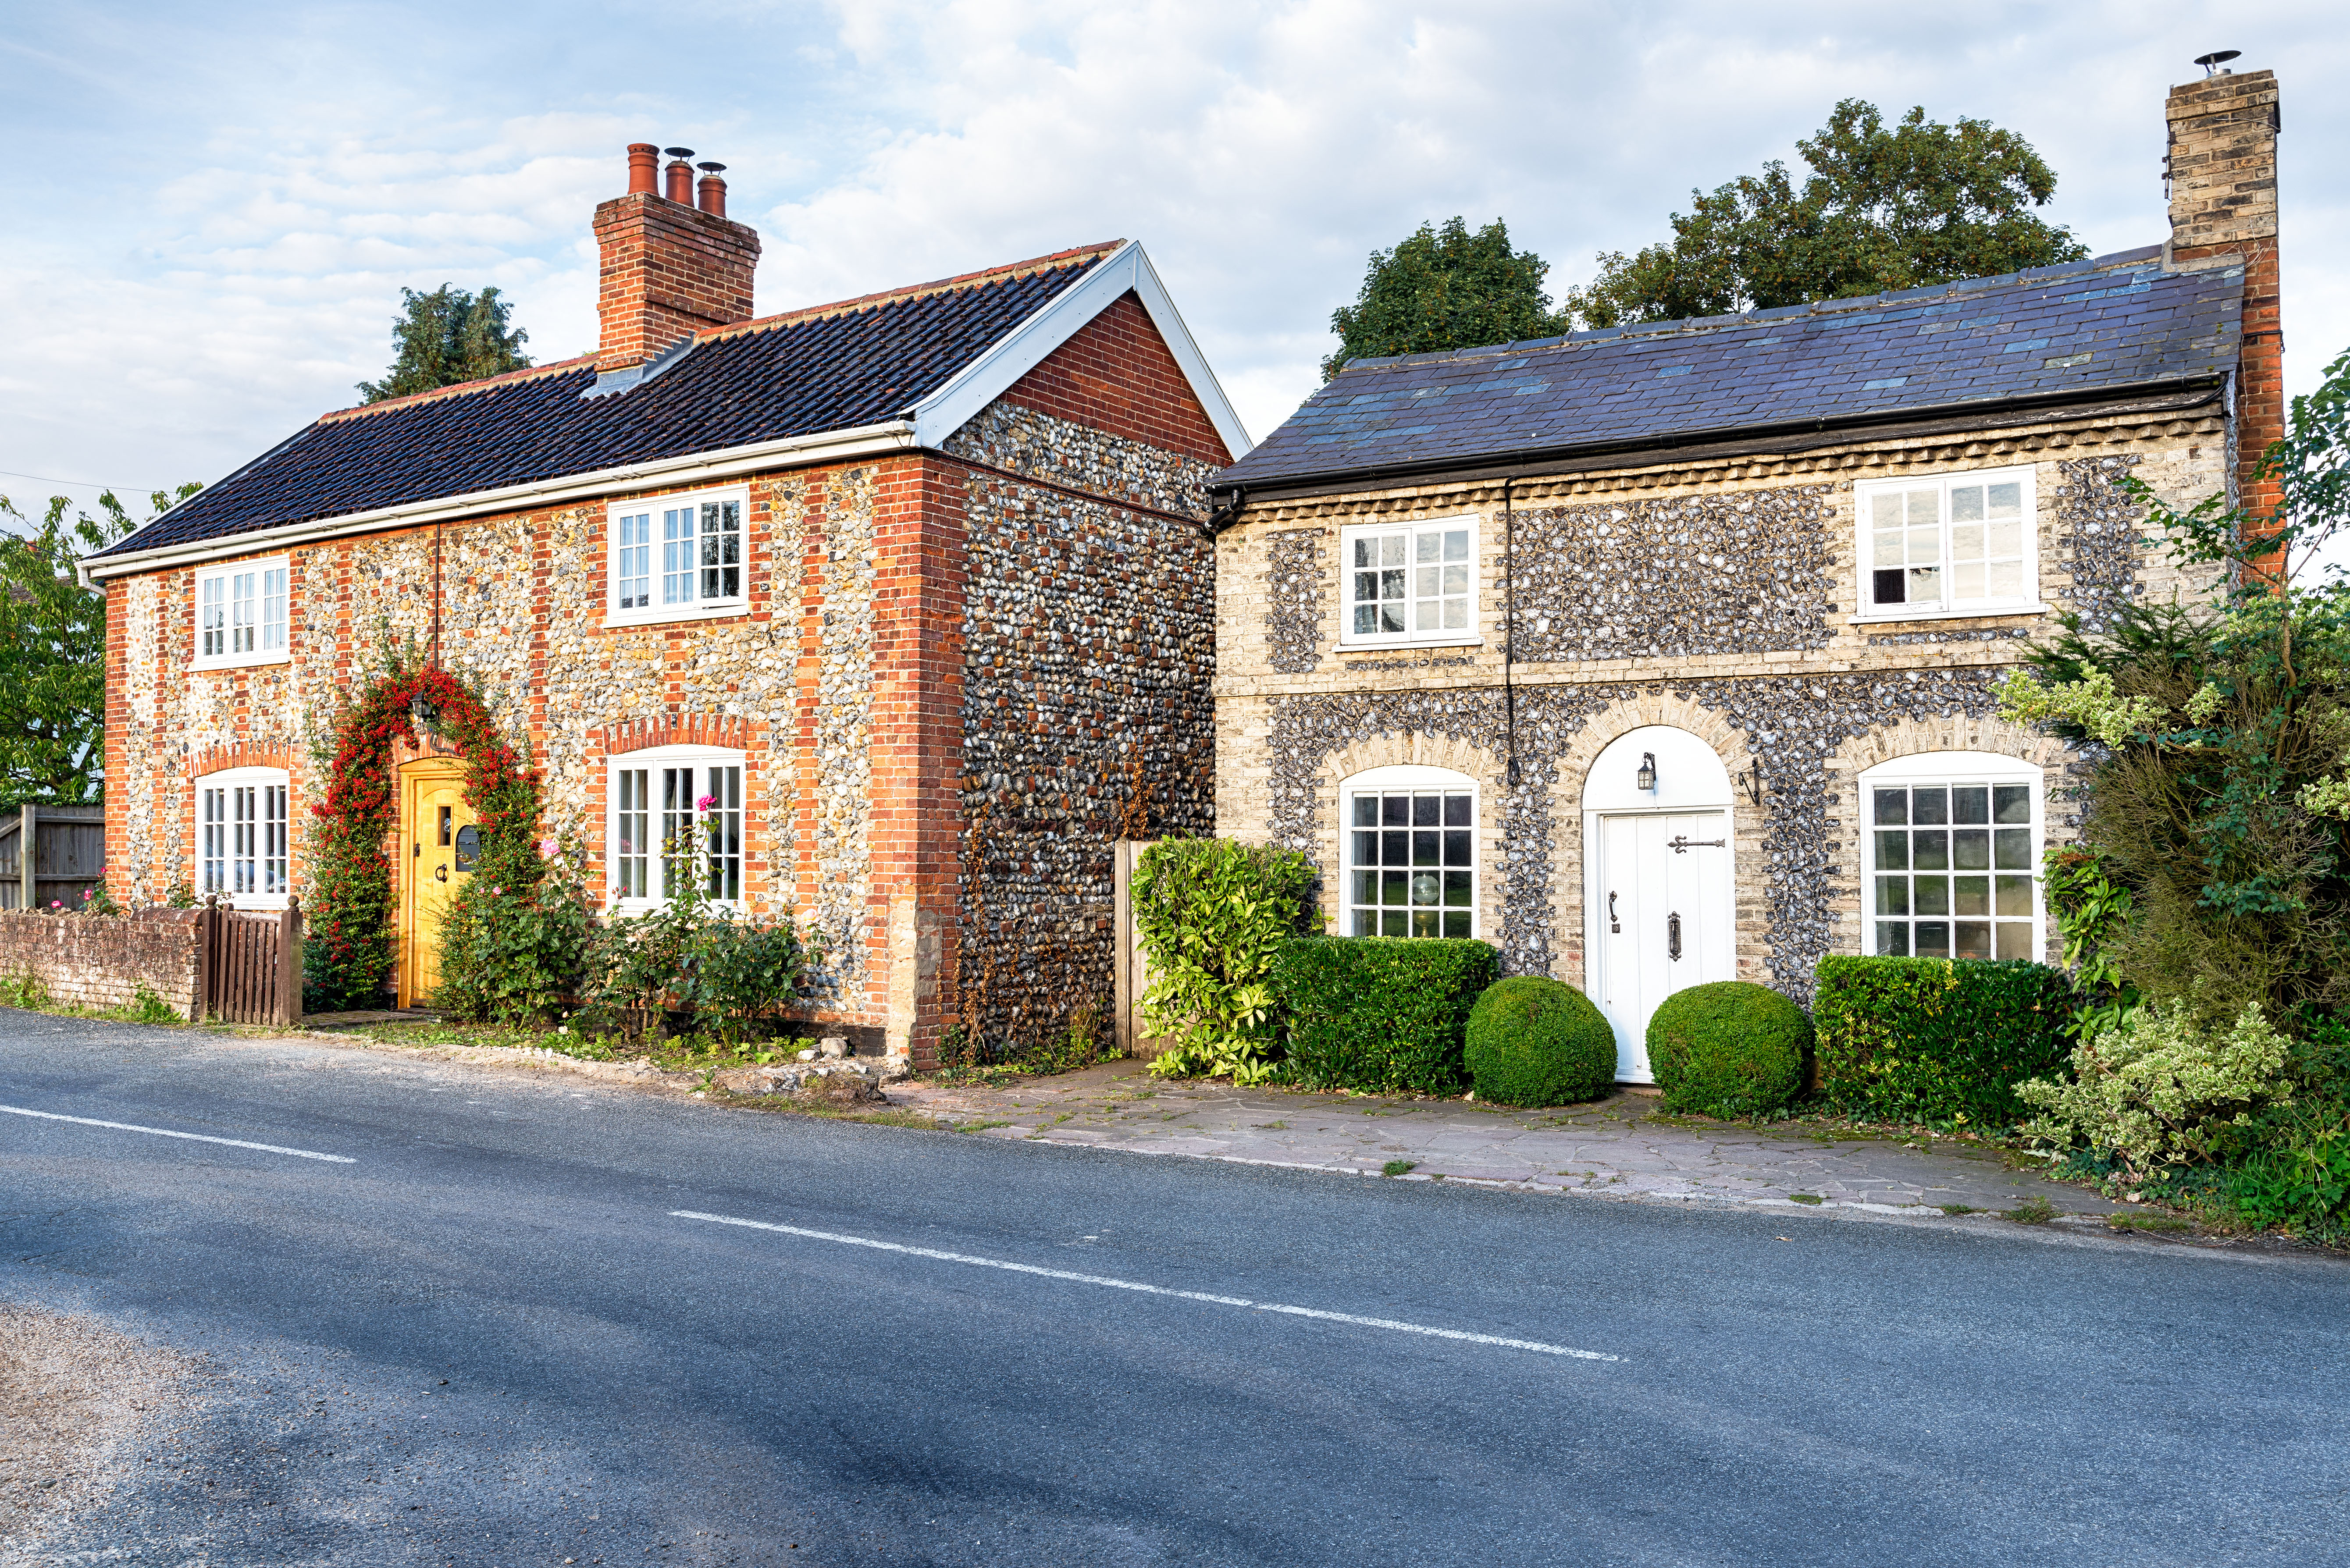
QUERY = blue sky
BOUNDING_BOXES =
[2,0,2341,530]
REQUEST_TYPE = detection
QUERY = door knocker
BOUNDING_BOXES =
[1667,911,1683,961]
[1608,891,1620,933]
[435,863,449,882]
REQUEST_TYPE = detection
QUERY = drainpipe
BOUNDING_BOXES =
[1503,478,1519,788]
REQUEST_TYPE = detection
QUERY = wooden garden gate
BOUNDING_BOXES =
[196,896,304,1025]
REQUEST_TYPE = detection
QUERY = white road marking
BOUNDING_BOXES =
[671,1209,1619,1362]
[0,1103,357,1163]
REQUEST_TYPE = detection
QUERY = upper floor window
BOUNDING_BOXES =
[607,489,746,626]
[1338,517,1477,648]
[1855,467,2038,619]
[198,767,290,908]
[1342,764,1477,937]
[1862,752,2040,962]
[194,558,289,668]
[608,746,745,911]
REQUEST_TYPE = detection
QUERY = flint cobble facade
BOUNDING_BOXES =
[1214,403,2227,1005]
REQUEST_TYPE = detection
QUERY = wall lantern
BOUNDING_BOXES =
[1635,751,1657,793]
[409,691,439,738]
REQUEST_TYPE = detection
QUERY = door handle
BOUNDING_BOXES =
[1668,911,1682,961]
[435,864,449,882]
[1608,891,1620,933]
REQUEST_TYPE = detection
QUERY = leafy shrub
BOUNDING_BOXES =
[2017,999,2293,1177]
[1134,838,1318,1084]
[1463,977,1616,1106]
[437,856,592,1025]
[1812,956,2074,1125]
[578,885,825,1042]
[1647,981,1811,1118]
[1273,937,1497,1095]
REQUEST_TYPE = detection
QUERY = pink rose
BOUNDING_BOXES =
[696,794,716,813]
[538,837,558,859]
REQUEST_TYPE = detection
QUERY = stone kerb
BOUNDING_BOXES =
[0,908,202,1018]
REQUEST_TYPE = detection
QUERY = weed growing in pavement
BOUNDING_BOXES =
[1938,1204,1979,1216]
[2107,1212,2193,1234]
[2004,1197,2058,1224]
[1788,1193,1825,1205]
[1382,1160,1417,1177]
[954,1121,1014,1134]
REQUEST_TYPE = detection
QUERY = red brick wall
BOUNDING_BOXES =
[593,192,762,371]
[1000,292,1232,466]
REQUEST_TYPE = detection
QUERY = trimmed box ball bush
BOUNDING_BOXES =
[1463,977,1618,1107]
[1274,937,1497,1095]
[1647,981,1812,1118]
[1812,956,2074,1126]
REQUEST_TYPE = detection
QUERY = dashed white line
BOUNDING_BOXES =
[670,1209,1619,1362]
[0,1103,357,1163]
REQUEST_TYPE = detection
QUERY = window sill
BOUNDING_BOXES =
[607,897,746,917]
[1848,603,2050,626]
[192,653,292,672]
[1334,636,1485,654]
[603,601,750,630]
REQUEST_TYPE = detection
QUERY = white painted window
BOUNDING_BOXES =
[196,767,290,908]
[1341,764,1477,938]
[1338,517,1477,647]
[194,558,290,668]
[1855,466,2038,619]
[1860,752,2040,961]
[607,489,746,625]
[607,746,745,910]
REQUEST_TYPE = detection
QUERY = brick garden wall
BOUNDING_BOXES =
[0,910,201,1018]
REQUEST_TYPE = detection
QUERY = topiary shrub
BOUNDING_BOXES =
[1273,937,1497,1095]
[1647,981,1812,1119]
[1812,956,2074,1125]
[1463,977,1617,1107]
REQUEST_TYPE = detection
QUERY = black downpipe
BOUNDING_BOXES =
[1503,478,1519,788]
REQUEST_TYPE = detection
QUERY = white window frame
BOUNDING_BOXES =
[1852,465,2047,622]
[605,487,749,627]
[1336,515,1480,650]
[196,766,292,909]
[1339,764,1480,939]
[606,745,748,913]
[1859,751,2042,963]
[193,557,291,669]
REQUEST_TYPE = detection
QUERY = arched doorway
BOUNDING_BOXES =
[1581,726,1736,1081]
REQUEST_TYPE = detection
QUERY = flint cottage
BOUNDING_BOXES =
[1207,69,2282,1077]
[88,144,1248,1063]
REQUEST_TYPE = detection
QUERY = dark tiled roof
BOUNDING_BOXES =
[98,244,1120,558]
[1217,247,2242,491]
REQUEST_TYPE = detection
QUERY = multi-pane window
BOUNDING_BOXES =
[1871,776,2037,960]
[1347,783,1475,937]
[608,491,746,622]
[1859,468,2033,615]
[196,560,289,665]
[608,750,744,907]
[1341,519,1475,643]
[198,771,289,906]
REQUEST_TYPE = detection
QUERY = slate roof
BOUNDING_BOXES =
[95,243,1121,558]
[1216,247,2243,493]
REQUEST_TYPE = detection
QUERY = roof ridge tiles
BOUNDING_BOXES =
[698,239,1126,345]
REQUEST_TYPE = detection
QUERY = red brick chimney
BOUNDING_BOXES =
[593,143,762,372]
[2166,67,2282,521]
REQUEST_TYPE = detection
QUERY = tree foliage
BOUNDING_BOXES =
[1324,217,1567,378]
[0,485,200,805]
[1132,837,1318,1082]
[1565,100,2089,328]
[357,284,532,403]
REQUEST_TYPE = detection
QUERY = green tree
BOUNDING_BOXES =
[1324,217,1567,378]
[0,485,201,805]
[357,284,531,403]
[1567,100,2089,328]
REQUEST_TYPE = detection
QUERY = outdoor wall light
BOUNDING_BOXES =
[1636,752,1657,792]
[409,692,439,737]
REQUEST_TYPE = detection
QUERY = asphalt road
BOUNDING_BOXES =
[4,1015,2346,1568]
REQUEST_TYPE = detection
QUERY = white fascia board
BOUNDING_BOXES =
[908,240,1254,459]
[80,420,918,586]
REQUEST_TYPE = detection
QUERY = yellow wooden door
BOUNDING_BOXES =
[400,764,477,1006]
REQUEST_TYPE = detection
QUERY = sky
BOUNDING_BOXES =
[1,0,2342,536]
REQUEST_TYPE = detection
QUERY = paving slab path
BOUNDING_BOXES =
[891,1061,2127,1221]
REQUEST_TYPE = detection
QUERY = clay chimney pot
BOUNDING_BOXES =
[626,143,658,196]
[697,171,728,218]
[664,159,694,204]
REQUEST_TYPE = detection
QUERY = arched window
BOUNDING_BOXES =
[1339,764,1477,938]
[195,767,291,908]
[608,746,745,910]
[1859,751,2041,960]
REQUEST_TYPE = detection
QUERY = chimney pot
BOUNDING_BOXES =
[663,158,694,204]
[626,143,658,196]
[696,165,728,217]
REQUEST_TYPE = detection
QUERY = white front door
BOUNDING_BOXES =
[1592,810,1735,1081]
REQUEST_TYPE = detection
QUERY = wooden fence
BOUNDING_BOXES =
[0,804,105,911]
[1111,840,1168,1058]
[196,896,303,1026]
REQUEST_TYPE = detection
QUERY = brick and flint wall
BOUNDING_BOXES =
[102,292,1225,1063]
[0,909,202,1018]
[1214,405,2230,1003]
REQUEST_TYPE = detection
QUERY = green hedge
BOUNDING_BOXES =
[1465,977,1617,1106]
[1812,956,2074,1125]
[1273,938,1498,1095]
[1648,981,1811,1119]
